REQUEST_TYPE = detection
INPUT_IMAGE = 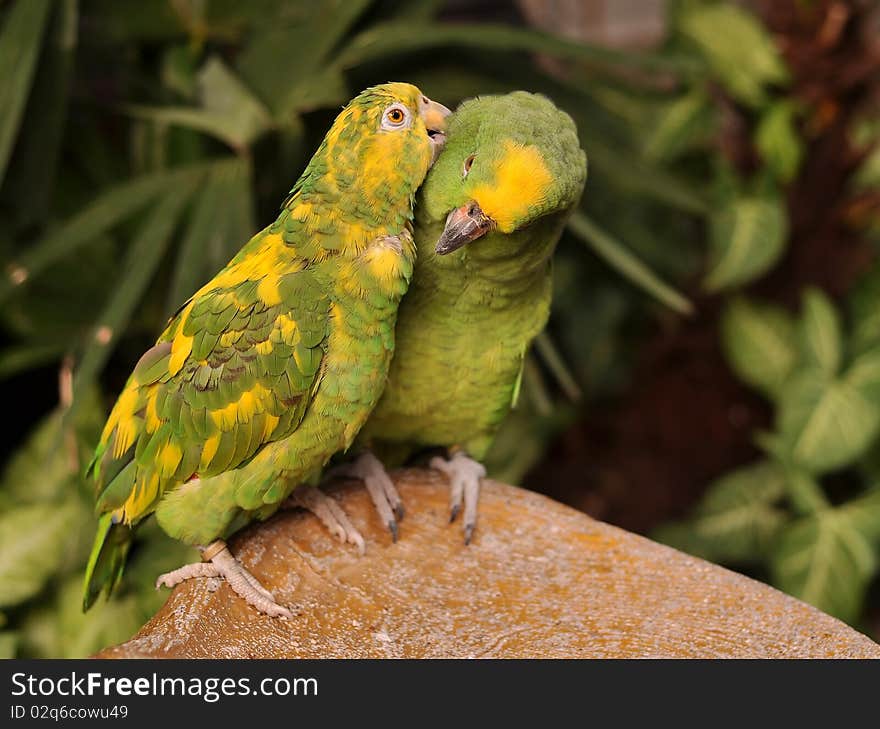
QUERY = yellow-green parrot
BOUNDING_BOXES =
[83,83,449,617]
[342,92,586,543]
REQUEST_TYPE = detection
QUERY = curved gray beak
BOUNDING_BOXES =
[435,201,495,255]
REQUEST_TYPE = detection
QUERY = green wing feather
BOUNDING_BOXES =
[84,231,329,606]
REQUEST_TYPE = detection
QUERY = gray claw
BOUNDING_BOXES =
[449,504,460,523]
[388,520,399,542]
[464,523,475,545]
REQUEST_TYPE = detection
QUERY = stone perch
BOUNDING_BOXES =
[98,470,880,658]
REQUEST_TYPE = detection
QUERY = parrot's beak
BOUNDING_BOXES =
[435,201,495,255]
[419,96,451,164]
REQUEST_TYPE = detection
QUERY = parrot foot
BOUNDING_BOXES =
[155,540,293,619]
[430,451,486,544]
[285,485,366,555]
[325,451,403,541]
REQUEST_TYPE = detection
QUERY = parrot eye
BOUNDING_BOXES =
[381,104,411,131]
[462,154,476,178]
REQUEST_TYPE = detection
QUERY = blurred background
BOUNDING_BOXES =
[0,0,878,657]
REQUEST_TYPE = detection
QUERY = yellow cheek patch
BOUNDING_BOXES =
[470,141,553,233]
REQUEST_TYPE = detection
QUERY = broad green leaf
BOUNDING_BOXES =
[771,509,876,623]
[128,57,272,150]
[720,296,798,398]
[848,264,880,355]
[0,0,52,185]
[54,576,144,658]
[0,632,15,658]
[851,109,880,193]
[844,347,880,403]
[0,169,180,305]
[755,100,804,183]
[654,460,787,563]
[777,365,880,474]
[644,88,713,162]
[679,3,789,107]
[841,489,880,544]
[0,501,79,608]
[20,575,145,658]
[703,196,788,292]
[568,212,694,315]
[0,411,75,506]
[71,175,201,409]
[782,468,829,516]
[798,288,842,376]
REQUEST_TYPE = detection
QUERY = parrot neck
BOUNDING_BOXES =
[419,209,567,292]
[279,136,427,255]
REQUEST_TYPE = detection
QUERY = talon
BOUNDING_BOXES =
[285,485,366,555]
[329,451,403,542]
[432,451,485,543]
[155,540,292,619]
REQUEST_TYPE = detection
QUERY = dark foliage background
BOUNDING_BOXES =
[0,0,878,656]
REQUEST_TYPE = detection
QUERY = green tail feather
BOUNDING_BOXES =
[82,513,133,611]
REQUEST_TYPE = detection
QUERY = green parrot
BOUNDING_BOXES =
[343,91,586,543]
[83,83,450,617]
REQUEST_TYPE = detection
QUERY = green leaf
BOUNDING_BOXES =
[841,489,880,545]
[165,157,241,314]
[703,196,788,292]
[643,88,713,162]
[236,0,370,115]
[0,0,52,185]
[0,502,79,608]
[771,509,876,623]
[0,632,16,658]
[54,576,144,658]
[568,212,694,315]
[0,342,64,380]
[755,100,804,183]
[127,56,272,150]
[777,365,880,474]
[71,174,201,409]
[798,288,842,376]
[533,331,582,402]
[679,3,789,108]
[336,22,700,77]
[848,264,880,355]
[782,467,830,516]
[720,296,798,398]
[0,169,181,305]
[654,460,788,563]
[1,0,78,226]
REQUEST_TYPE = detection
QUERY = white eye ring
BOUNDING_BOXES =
[381,103,411,131]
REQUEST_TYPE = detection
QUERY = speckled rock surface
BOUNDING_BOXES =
[98,470,880,658]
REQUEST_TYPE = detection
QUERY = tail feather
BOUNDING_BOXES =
[82,513,133,611]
